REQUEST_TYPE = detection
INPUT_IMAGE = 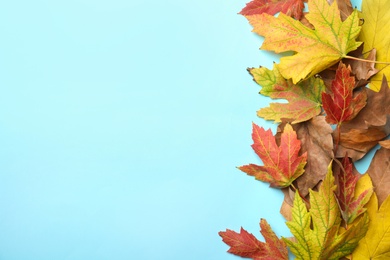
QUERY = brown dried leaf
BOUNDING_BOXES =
[379,139,390,149]
[335,77,390,160]
[327,0,353,21]
[366,147,390,206]
[284,116,334,196]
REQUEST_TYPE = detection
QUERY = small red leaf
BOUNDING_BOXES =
[219,219,288,260]
[322,62,367,125]
[239,0,305,20]
[238,123,307,188]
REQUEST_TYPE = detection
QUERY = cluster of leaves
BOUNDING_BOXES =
[219,0,390,259]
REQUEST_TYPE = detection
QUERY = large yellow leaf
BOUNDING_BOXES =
[359,0,390,91]
[245,0,362,83]
[352,193,390,259]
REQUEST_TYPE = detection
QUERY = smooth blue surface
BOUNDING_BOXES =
[0,0,365,259]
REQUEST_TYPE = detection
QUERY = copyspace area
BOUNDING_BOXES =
[0,0,367,259]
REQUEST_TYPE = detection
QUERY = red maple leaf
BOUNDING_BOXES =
[335,155,373,224]
[219,219,288,260]
[322,62,367,125]
[238,123,307,188]
[239,0,305,20]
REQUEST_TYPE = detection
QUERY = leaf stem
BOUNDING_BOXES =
[344,55,390,64]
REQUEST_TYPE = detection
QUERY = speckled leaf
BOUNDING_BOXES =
[238,123,307,188]
[249,64,325,124]
[239,0,305,19]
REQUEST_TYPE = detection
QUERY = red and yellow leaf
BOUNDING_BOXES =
[239,0,305,20]
[322,62,367,125]
[249,64,325,124]
[238,123,307,188]
[219,219,288,260]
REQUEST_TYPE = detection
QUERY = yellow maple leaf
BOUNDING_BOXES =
[359,0,390,91]
[245,0,362,83]
[351,193,390,259]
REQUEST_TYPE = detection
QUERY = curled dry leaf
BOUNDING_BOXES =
[335,77,390,160]
[379,139,390,149]
[366,147,390,207]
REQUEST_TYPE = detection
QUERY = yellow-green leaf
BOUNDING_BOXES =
[352,193,390,259]
[284,163,369,259]
[359,0,390,91]
[245,0,362,83]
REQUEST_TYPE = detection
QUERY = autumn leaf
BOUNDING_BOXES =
[379,139,390,149]
[238,123,307,188]
[359,0,390,91]
[335,156,373,224]
[351,193,390,259]
[335,77,390,160]
[322,62,367,125]
[327,0,353,21]
[284,164,369,259]
[239,0,305,20]
[245,0,362,83]
[249,64,325,124]
[277,116,334,197]
[366,147,390,207]
[219,219,288,260]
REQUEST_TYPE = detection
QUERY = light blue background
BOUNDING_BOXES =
[0,0,366,259]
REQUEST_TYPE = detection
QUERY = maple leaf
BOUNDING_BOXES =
[219,219,288,260]
[249,64,325,124]
[351,193,390,259]
[358,0,390,91]
[238,123,307,188]
[245,0,362,83]
[239,0,305,20]
[327,0,353,21]
[277,116,334,197]
[335,156,373,224]
[284,163,369,259]
[322,62,367,125]
[335,77,390,160]
[366,147,390,207]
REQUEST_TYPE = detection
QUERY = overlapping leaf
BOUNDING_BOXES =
[249,64,325,124]
[284,164,369,259]
[335,77,390,160]
[351,193,390,259]
[238,123,307,188]
[245,0,362,83]
[219,219,288,259]
[335,156,373,224]
[239,0,305,19]
[322,62,367,125]
[359,0,390,91]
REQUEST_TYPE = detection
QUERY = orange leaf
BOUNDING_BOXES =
[238,123,307,188]
[219,219,288,260]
